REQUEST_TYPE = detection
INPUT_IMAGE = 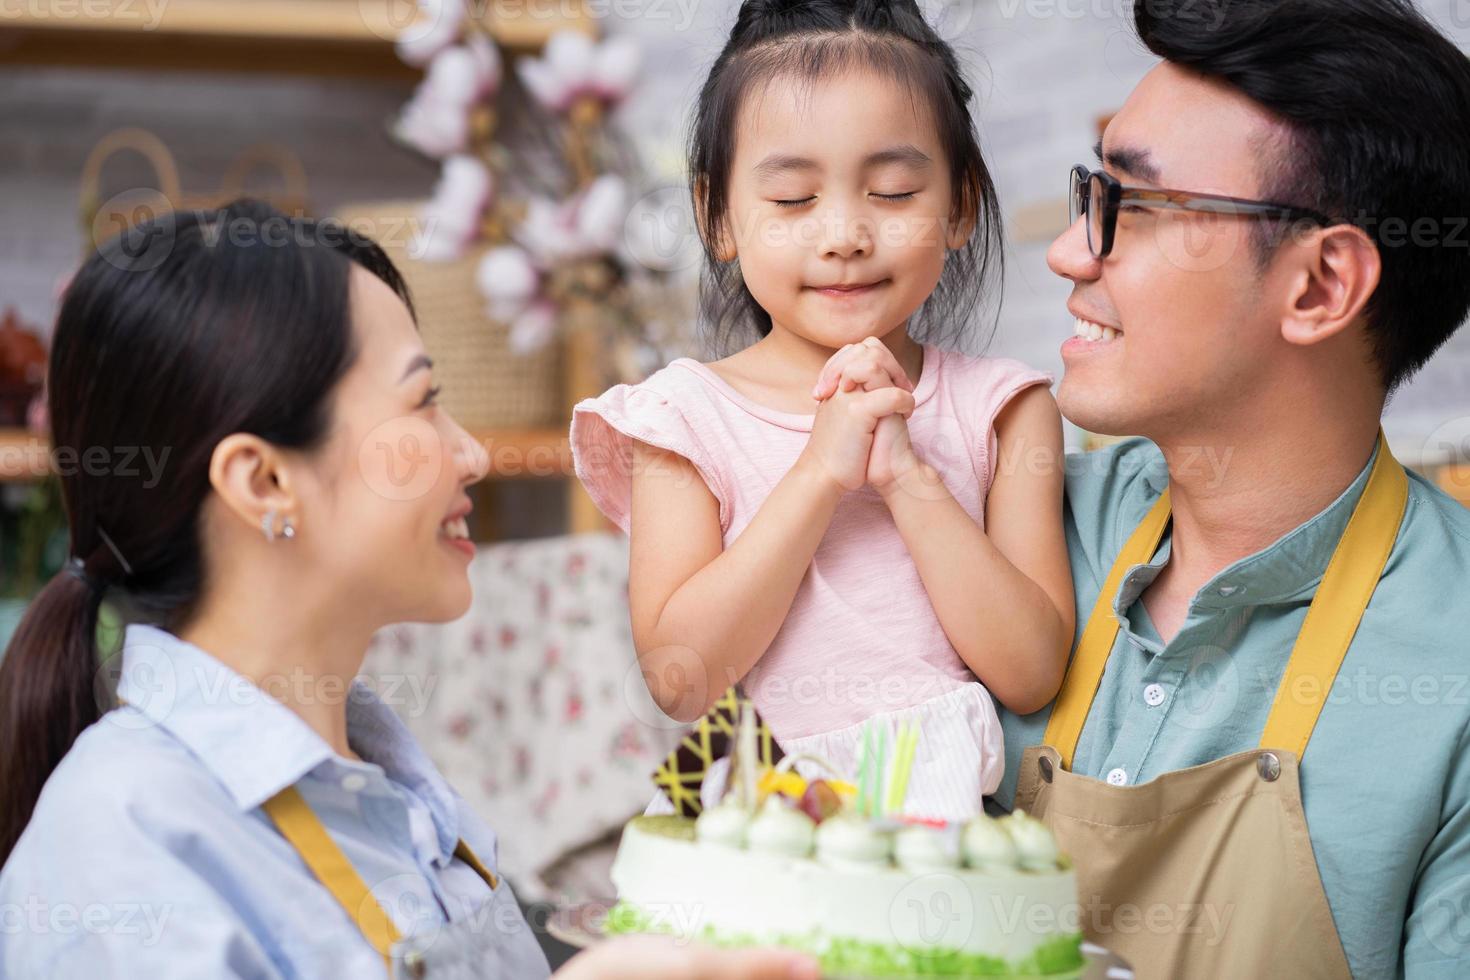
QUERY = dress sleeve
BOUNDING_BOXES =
[570,383,732,536]
[974,358,1055,489]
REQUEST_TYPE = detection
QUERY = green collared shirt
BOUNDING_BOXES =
[995,438,1470,979]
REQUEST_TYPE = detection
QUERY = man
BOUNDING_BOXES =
[994,0,1470,976]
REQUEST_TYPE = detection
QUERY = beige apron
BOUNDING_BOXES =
[262,785,550,979]
[1014,432,1407,979]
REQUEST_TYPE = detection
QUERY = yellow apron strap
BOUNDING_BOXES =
[261,786,502,966]
[1044,489,1172,770]
[1043,431,1408,773]
[453,839,499,890]
[261,786,401,964]
[1259,433,1408,757]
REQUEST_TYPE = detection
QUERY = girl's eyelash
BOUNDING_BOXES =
[420,385,442,408]
[773,192,918,209]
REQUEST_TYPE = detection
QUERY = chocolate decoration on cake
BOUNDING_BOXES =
[651,686,785,816]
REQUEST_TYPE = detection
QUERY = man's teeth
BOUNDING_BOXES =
[1074,317,1120,343]
[441,516,470,541]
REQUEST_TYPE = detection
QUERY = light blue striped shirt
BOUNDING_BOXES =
[0,624,550,979]
[996,438,1470,979]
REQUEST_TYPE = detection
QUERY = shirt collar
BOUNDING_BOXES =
[116,624,461,857]
[1112,439,1380,615]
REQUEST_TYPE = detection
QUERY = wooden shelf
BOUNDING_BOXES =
[0,0,591,77]
[0,426,572,482]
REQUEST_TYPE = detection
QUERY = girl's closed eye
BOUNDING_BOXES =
[772,191,920,209]
[419,384,442,409]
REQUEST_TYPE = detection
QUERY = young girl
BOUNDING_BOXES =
[571,0,1074,820]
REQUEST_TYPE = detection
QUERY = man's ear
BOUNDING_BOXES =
[1280,224,1381,347]
[208,433,298,538]
[692,174,737,263]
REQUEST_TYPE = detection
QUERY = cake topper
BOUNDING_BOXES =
[650,685,784,816]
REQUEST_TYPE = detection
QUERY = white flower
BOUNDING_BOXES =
[415,155,495,262]
[508,300,560,354]
[513,177,629,265]
[515,195,584,265]
[466,33,503,97]
[516,57,566,112]
[394,0,467,67]
[476,245,541,321]
[574,174,628,253]
[423,46,483,107]
[590,35,641,100]
[544,30,595,85]
[516,30,641,111]
[394,40,503,158]
[394,95,469,158]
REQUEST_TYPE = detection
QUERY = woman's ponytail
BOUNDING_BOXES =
[0,563,106,863]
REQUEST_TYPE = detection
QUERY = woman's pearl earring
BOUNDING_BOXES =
[262,509,296,542]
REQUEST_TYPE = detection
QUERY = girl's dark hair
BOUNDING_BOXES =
[690,0,1003,355]
[1136,0,1470,391]
[0,199,413,862]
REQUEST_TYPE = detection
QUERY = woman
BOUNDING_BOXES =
[0,200,816,980]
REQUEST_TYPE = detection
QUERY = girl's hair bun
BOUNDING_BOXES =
[750,0,809,15]
[851,0,898,29]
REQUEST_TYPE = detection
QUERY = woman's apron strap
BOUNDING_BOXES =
[262,785,401,963]
[261,785,500,965]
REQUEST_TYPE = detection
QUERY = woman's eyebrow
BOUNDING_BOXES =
[399,353,434,383]
[752,144,932,180]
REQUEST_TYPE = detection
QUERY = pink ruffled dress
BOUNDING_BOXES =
[570,344,1052,820]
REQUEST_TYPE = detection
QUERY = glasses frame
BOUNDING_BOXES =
[1069,164,1337,259]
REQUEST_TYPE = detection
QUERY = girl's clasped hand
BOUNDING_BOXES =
[806,335,925,495]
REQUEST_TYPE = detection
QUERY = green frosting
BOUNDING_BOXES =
[630,815,698,841]
[604,900,1085,978]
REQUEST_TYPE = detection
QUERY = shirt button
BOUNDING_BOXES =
[1143,683,1167,707]
[1106,767,1129,786]
[340,772,369,793]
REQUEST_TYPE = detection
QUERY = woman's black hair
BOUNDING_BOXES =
[690,0,1003,355]
[1136,0,1470,391]
[0,199,414,862]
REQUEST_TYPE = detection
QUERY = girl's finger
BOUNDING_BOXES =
[840,349,913,393]
[858,385,916,420]
[812,343,860,400]
[857,337,915,391]
[838,360,892,392]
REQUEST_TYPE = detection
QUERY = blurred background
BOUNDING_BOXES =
[2,0,1468,964]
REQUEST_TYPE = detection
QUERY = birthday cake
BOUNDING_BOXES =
[605,706,1083,978]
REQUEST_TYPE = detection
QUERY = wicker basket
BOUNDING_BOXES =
[80,128,310,252]
[334,199,563,430]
